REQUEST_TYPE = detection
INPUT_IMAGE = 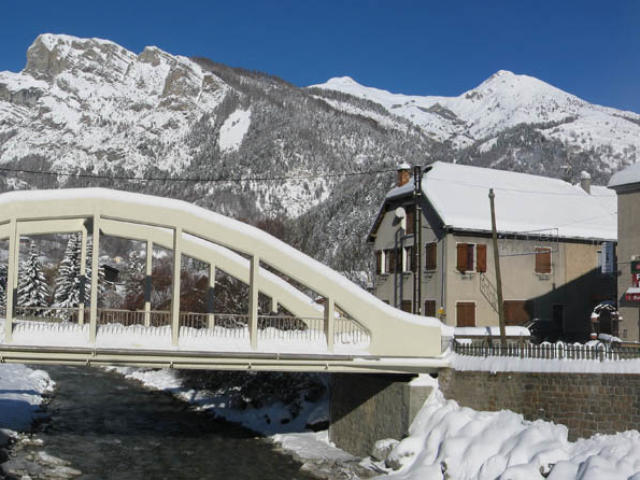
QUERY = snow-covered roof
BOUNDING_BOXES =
[386,162,617,241]
[609,162,640,189]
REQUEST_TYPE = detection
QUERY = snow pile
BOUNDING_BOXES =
[380,378,640,480]
[0,364,54,432]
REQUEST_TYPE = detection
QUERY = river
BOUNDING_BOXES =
[6,366,316,480]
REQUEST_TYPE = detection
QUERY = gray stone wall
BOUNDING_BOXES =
[329,374,432,457]
[439,368,640,440]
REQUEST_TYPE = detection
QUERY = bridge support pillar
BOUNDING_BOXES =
[249,255,259,350]
[329,373,433,457]
[171,227,182,346]
[4,219,18,343]
[89,213,101,343]
[144,240,153,327]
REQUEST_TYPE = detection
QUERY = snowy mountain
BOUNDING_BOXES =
[310,72,640,175]
[0,34,637,278]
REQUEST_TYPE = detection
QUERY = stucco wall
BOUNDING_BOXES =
[439,368,640,440]
[616,190,640,341]
[371,198,614,340]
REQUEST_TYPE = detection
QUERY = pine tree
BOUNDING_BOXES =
[53,234,84,316]
[0,263,7,309]
[17,244,49,316]
[123,249,145,310]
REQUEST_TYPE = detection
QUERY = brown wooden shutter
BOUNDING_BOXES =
[503,300,530,326]
[456,243,468,272]
[456,302,476,327]
[376,251,382,274]
[401,300,412,313]
[424,300,436,317]
[535,248,551,273]
[476,244,487,272]
[389,249,396,273]
[425,242,437,270]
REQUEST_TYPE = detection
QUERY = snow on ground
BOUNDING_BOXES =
[217,108,251,152]
[377,375,640,480]
[0,364,54,433]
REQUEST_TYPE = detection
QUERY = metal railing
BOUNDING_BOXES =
[335,317,370,346]
[4,304,371,349]
[454,341,640,361]
[257,315,325,342]
[14,306,86,323]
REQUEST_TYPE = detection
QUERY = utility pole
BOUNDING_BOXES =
[413,166,423,314]
[489,188,506,347]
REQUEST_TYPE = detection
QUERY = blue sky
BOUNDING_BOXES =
[2,0,639,112]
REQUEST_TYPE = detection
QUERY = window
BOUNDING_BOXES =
[375,251,383,274]
[503,300,530,326]
[425,242,437,270]
[404,246,416,272]
[406,205,415,234]
[456,302,476,327]
[384,249,396,273]
[456,243,487,273]
[401,300,413,313]
[424,300,436,317]
[535,247,552,274]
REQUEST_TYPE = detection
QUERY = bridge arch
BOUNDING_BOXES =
[0,188,441,358]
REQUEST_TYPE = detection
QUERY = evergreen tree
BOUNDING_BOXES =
[17,244,49,315]
[123,249,145,310]
[53,234,84,315]
[0,264,8,310]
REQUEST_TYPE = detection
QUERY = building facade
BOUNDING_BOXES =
[609,164,640,341]
[369,162,618,341]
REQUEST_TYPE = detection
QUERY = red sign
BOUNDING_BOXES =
[626,292,640,302]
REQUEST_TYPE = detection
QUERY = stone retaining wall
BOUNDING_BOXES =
[438,368,640,440]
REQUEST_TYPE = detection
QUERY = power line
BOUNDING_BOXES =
[0,165,396,184]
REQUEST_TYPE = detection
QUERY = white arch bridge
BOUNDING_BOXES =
[0,188,444,373]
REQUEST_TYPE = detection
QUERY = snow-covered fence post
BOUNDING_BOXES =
[89,214,101,343]
[144,240,153,327]
[171,227,182,346]
[78,225,87,325]
[249,255,259,350]
[324,297,335,352]
[207,262,215,329]
[4,218,18,342]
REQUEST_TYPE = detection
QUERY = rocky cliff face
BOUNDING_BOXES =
[0,34,637,279]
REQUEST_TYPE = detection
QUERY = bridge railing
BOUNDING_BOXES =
[14,306,86,323]
[5,305,370,350]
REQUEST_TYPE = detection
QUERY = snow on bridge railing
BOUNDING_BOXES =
[7,306,370,349]
[454,341,640,361]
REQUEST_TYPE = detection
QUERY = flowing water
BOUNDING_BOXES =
[19,366,315,480]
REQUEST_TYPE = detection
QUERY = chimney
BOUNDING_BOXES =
[580,170,591,194]
[397,162,411,187]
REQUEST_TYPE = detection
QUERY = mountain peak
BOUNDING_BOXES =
[25,33,134,81]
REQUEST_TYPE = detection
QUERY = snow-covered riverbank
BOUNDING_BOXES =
[103,366,640,480]
[0,364,53,433]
